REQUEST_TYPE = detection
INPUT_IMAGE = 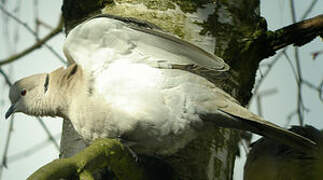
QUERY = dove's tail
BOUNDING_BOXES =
[200,110,317,152]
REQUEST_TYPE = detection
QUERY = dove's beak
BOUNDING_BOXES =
[5,104,16,119]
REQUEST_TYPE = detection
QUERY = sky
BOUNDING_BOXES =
[0,1,322,180]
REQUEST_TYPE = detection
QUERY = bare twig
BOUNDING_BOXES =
[303,79,319,90]
[1,4,14,54]
[250,49,285,105]
[249,0,318,96]
[12,0,23,51]
[36,19,55,30]
[251,1,321,127]
[0,5,66,65]
[303,79,323,102]
[33,0,39,36]
[283,51,322,125]
[0,4,40,40]
[320,80,323,102]
[283,51,299,81]
[301,0,319,20]
[285,110,297,127]
[36,117,60,150]
[0,115,14,178]
[294,48,305,126]
[289,0,297,23]
[255,88,278,117]
[0,69,13,180]
[290,0,304,126]
[0,68,12,86]
[3,134,60,164]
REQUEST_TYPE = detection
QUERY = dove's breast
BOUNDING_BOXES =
[68,61,218,155]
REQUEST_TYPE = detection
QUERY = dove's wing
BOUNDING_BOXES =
[199,88,316,152]
[62,14,315,154]
[63,14,229,74]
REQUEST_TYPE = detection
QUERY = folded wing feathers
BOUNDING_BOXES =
[61,14,316,153]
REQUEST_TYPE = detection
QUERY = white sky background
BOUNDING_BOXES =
[0,1,322,180]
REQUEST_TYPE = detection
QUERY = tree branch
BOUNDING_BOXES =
[0,15,64,66]
[270,14,323,52]
[248,1,320,106]
[27,138,146,180]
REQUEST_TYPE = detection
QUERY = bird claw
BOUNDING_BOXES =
[125,144,140,162]
[117,136,140,162]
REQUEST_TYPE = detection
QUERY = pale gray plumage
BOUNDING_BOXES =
[6,15,316,156]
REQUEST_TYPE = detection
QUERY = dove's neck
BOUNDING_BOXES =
[41,90,69,118]
[47,64,86,119]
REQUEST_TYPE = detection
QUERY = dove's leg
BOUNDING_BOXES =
[117,136,140,161]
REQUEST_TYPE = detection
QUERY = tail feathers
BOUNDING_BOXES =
[237,115,317,152]
[201,110,317,152]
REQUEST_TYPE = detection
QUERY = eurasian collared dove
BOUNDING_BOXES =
[244,125,323,180]
[6,15,315,155]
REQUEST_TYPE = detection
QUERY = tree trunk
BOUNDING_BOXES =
[60,0,263,179]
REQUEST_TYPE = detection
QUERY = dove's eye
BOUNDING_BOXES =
[21,89,27,96]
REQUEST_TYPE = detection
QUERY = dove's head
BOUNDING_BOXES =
[5,64,82,119]
[6,73,50,118]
